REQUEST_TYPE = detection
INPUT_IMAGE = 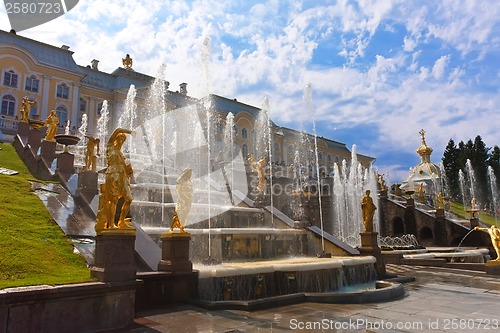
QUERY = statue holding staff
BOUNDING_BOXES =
[170,168,193,233]
[95,128,134,230]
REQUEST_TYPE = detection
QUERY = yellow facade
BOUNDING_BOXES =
[0,29,374,169]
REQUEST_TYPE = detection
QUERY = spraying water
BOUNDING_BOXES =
[487,166,499,225]
[304,84,326,252]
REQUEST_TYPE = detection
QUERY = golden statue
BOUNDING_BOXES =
[44,110,59,141]
[475,225,500,261]
[95,128,134,231]
[84,136,100,171]
[417,183,424,198]
[248,154,267,191]
[20,96,36,122]
[437,192,444,209]
[122,54,133,70]
[361,190,377,232]
[170,168,193,233]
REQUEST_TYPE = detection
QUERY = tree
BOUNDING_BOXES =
[442,139,460,201]
[488,145,500,190]
[471,135,490,205]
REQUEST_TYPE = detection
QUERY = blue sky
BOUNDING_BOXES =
[1,0,499,183]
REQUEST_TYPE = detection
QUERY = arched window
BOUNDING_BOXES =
[56,83,69,99]
[327,154,332,162]
[241,127,248,139]
[56,106,68,127]
[318,152,323,160]
[1,95,16,116]
[79,98,86,112]
[3,70,18,87]
[97,102,103,116]
[25,75,39,92]
[242,144,248,159]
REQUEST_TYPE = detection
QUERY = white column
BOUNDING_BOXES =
[71,84,80,128]
[41,75,51,118]
[88,97,95,135]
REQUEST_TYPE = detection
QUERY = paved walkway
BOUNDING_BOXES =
[117,265,500,332]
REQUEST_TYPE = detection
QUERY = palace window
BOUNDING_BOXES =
[56,106,68,126]
[25,75,39,92]
[1,95,16,116]
[56,83,69,99]
[242,144,248,159]
[3,70,18,87]
[327,154,332,162]
[241,127,248,139]
[79,98,86,112]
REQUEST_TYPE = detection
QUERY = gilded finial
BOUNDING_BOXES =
[122,54,133,70]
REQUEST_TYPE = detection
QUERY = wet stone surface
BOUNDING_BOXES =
[111,264,500,332]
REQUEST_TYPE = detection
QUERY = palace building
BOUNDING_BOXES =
[0,28,374,172]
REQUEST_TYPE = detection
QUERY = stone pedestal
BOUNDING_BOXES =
[40,139,56,163]
[435,208,445,218]
[158,233,193,273]
[56,151,75,174]
[485,260,500,275]
[27,128,42,153]
[358,232,387,278]
[78,170,98,192]
[91,232,137,282]
[17,121,30,137]
[469,218,479,228]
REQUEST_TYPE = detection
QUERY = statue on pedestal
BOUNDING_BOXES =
[95,128,134,231]
[44,110,59,141]
[20,96,36,123]
[84,135,100,171]
[361,190,377,233]
[170,168,193,233]
[248,154,267,192]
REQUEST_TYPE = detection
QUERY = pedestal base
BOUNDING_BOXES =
[485,260,500,275]
[358,232,387,278]
[56,151,75,174]
[90,233,137,282]
[435,208,445,218]
[17,121,30,137]
[27,128,42,153]
[40,139,56,163]
[78,170,98,193]
[469,218,479,228]
[158,233,193,273]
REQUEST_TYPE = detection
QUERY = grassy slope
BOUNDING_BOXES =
[0,143,92,289]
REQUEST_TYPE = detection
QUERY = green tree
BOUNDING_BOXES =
[471,135,490,205]
[488,145,500,190]
[442,139,460,201]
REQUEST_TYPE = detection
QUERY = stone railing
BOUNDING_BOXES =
[0,117,18,132]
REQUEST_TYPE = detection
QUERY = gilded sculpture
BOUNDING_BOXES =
[437,192,444,209]
[20,96,36,123]
[95,128,134,231]
[84,135,100,172]
[44,110,59,142]
[361,190,377,233]
[248,154,267,192]
[122,54,133,70]
[170,168,193,233]
[475,225,500,261]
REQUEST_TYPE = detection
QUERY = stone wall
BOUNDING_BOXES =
[0,281,139,333]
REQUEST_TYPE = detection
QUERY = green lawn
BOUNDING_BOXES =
[0,143,92,289]
[449,201,499,226]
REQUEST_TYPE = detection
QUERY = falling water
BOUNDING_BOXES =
[205,101,213,258]
[458,170,468,216]
[95,101,109,168]
[439,162,450,198]
[76,114,88,164]
[487,166,499,224]
[304,84,325,252]
[223,112,235,200]
[465,159,477,205]
[120,84,137,154]
[64,120,70,135]
[262,97,274,227]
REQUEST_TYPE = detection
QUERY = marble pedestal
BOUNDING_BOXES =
[158,233,193,273]
[91,232,137,282]
[40,139,56,163]
[56,151,75,174]
[358,232,387,278]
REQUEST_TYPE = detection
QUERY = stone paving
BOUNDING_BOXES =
[117,264,500,333]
